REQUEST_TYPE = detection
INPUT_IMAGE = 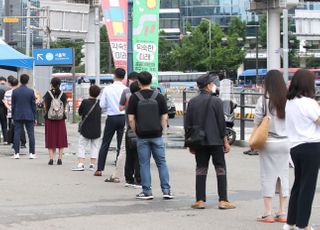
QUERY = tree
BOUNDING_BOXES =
[158,31,175,71]
[258,14,267,49]
[100,25,113,73]
[306,56,319,68]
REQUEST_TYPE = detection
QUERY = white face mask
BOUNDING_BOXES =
[212,84,217,93]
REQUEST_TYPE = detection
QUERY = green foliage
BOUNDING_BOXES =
[100,25,113,73]
[169,17,246,74]
[258,14,267,49]
[306,56,319,68]
[158,31,175,71]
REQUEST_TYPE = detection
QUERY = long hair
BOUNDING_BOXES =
[264,70,287,119]
[287,69,315,100]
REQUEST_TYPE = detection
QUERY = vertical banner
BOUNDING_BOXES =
[132,0,160,86]
[101,0,128,72]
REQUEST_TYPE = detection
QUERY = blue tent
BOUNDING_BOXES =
[0,39,33,71]
[240,69,267,77]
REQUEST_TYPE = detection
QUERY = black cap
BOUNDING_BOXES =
[197,73,220,89]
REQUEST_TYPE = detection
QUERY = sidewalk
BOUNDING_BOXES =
[0,123,319,230]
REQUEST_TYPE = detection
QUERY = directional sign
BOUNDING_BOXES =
[32,48,73,66]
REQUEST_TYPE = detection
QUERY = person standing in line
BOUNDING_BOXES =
[94,68,127,177]
[283,69,320,230]
[184,73,235,210]
[11,74,36,159]
[72,85,101,171]
[253,70,289,223]
[3,77,27,147]
[43,77,68,165]
[118,72,141,187]
[0,76,10,143]
[128,71,173,200]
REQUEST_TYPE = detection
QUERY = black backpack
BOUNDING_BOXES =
[135,91,162,136]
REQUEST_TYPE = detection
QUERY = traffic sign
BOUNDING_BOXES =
[3,17,19,23]
[32,48,73,66]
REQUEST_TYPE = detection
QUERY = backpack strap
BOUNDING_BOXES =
[150,91,158,100]
[48,90,54,99]
[135,91,145,101]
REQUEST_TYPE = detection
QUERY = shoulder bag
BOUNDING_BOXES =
[78,100,98,133]
[249,97,269,150]
[184,96,212,148]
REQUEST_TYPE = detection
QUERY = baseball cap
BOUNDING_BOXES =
[197,73,220,88]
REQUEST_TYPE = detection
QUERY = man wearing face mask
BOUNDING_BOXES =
[184,73,235,210]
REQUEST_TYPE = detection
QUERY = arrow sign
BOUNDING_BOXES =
[32,48,73,66]
[37,54,43,61]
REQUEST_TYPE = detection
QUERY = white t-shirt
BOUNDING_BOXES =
[285,96,320,148]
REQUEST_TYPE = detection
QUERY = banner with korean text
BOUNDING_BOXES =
[101,0,128,72]
[132,0,160,86]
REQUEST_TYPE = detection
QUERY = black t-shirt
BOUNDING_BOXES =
[127,89,168,138]
[43,89,68,120]
[78,98,101,139]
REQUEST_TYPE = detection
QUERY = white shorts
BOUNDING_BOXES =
[78,135,100,159]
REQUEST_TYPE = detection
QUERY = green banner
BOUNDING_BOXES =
[132,0,160,86]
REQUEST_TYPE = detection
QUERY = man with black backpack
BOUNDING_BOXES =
[127,71,173,200]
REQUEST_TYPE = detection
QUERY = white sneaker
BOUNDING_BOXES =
[88,164,95,171]
[12,154,20,159]
[72,164,85,171]
[29,154,37,159]
[283,224,296,230]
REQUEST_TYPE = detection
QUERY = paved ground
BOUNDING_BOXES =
[0,122,319,230]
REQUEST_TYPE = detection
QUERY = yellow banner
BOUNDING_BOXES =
[3,17,19,23]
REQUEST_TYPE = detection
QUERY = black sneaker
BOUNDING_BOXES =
[136,192,154,200]
[163,191,174,200]
[57,159,62,165]
[48,159,53,165]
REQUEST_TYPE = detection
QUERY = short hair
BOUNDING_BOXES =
[128,71,139,81]
[130,81,140,94]
[115,68,126,79]
[0,76,7,82]
[89,85,101,98]
[50,77,61,90]
[138,71,152,86]
[287,69,315,100]
[9,77,18,87]
[20,74,29,85]
[7,75,15,82]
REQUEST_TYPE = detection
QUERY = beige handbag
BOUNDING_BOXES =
[249,98,269,150]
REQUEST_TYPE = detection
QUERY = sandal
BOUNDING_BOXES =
[275,214,287,223]
[257,214,275,223]
[104,176,121,183]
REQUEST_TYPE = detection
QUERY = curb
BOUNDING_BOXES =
[235,113,255,119]
[176,110,184,116]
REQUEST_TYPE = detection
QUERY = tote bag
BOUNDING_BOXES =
[249,97,269,150]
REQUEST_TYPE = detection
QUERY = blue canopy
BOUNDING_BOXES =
[0,39,33,71]
[240,69,267,77]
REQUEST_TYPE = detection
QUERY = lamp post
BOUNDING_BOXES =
[201,18,212,70]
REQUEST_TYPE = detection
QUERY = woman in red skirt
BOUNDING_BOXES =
[43,77,68,165]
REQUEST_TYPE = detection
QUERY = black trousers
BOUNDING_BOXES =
[124,129,141,184]
[7,118,26,145]
[195,145,228,202]
[287,143,320,228]
[97,115,125,171]
[0,112,7,142]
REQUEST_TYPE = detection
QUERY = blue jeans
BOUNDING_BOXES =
[137,137,170,195]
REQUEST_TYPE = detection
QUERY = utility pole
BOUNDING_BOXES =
[26,0,31,56]
[94,4,100,85]
[201,18,212,70]
[283,9,289,84]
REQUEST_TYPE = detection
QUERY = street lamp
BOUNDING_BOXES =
[201,18,212,70]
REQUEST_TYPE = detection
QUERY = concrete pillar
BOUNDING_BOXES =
[267,9,281,70]
[85,7,96,77]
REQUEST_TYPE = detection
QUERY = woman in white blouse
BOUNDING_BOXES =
[254,70,289,223]
[284,69,320,230]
